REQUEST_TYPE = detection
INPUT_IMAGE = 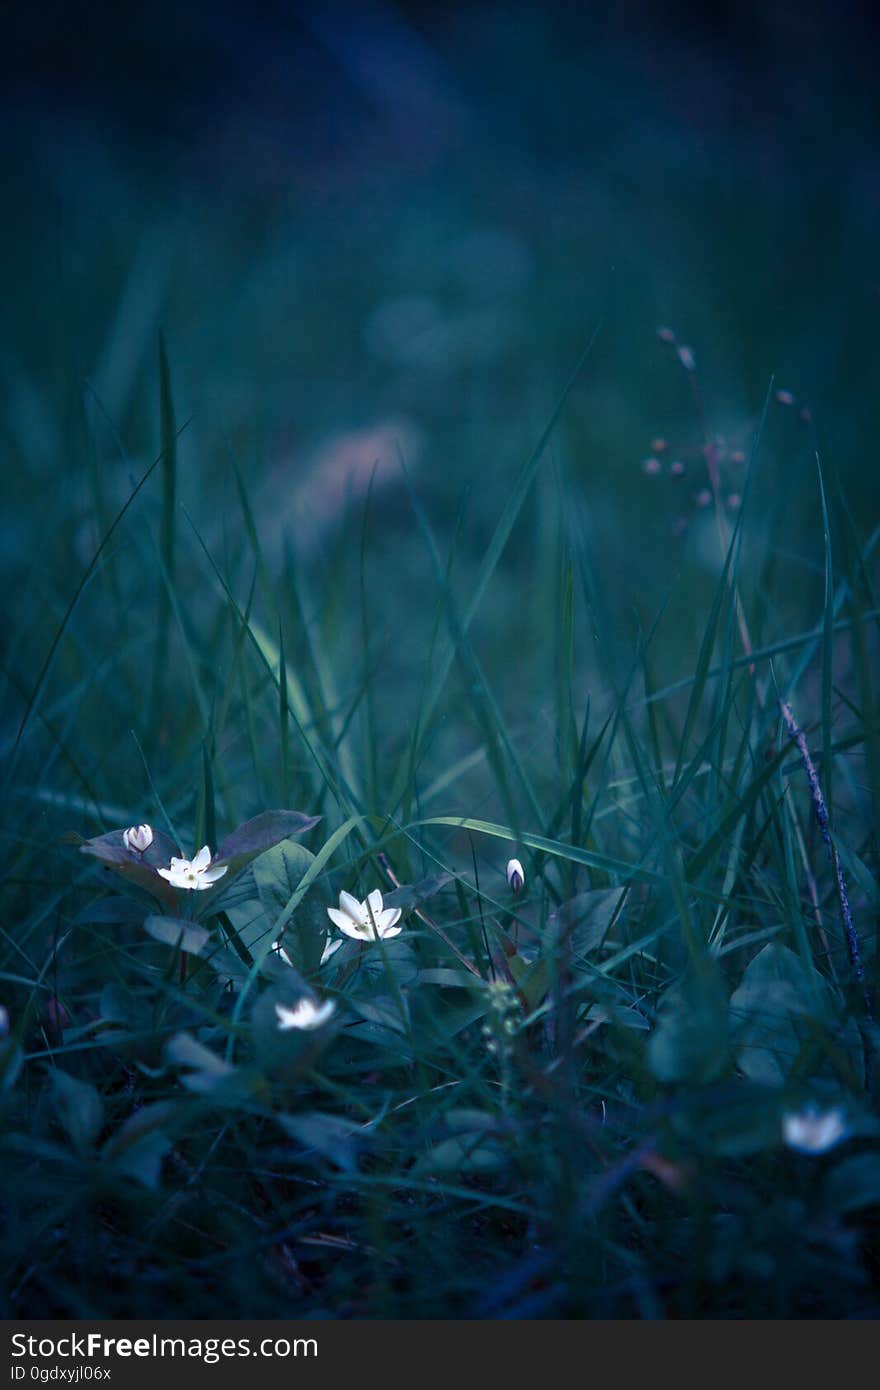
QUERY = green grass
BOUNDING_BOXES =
[2,9,880,1315]
[1,324,879,1319]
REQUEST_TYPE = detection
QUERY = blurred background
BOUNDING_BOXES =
[2,0,879,803]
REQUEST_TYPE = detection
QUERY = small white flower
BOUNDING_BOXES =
[275,997,336,1031]
[782,1105,847,1155]
[506,858,525,894]
[271,940,294,966]
[320,937,344,965]
[157,845,228,892]
[123,824,154,853]
[326,889,402,942]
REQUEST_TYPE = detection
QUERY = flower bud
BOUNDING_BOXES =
[506,858,525,894]
[123,824,154,853]
[677,345,696,372]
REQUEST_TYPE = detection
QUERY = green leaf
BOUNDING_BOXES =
[413,989,490,1043]
[360,936,420,987]
[214,810,320,872]
[824,1152,880,1213]
[143,915,211,956]
[98,983,150,1032]
[103,1101,178,1190]
[347,993,411,1038]
[50,1070,104,1153]
[647,962,730,1085]
[414,1110,508,1176]
[241,839,325,971]
[0,1040,23,1093]
[165,1032,254,1100]
[545,888,625,960]
[71,896,149,927]
[507,953,550,1012]
[277,1112,360,1172]
[729,943,839,1086]
[670,1086,785,1158]
[252,839,316,918]
[417,968,481,989]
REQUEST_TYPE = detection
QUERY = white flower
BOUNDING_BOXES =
[157,845,228,892]
[271,940,294,966]
[782,1105,848,1155]
[327,889,402,942]
[506,858,525,894]
[123,824,154,853]
[275,997,336,1031]
[320,937,344,965]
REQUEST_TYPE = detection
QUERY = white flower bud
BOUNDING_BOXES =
[506,858,525,894]
[123,824,154,854]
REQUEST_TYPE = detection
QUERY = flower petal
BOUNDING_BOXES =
[338,890,364,924]
[200,865,228,884]
[313,1000,337,1026]
[192,846,212,872]
[378,923,402,939]
[275,1002,306,1031]
[377,907,402,935]
[334,916,370,941]
[157,867,176,883]
[366,889,385,919]
[327,907,356,932]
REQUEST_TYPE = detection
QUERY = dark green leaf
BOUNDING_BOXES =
[50,1070,103,1153]
[144,915,212,955]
